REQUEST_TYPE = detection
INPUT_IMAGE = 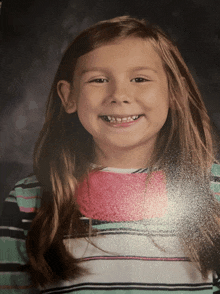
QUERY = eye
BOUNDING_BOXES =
[89,78,108,83]
[131,77,150,83]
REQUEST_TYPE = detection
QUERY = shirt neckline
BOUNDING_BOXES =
[90,163,149,174]
[100,166,149,174]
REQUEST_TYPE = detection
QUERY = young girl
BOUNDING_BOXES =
[1,16,220,294]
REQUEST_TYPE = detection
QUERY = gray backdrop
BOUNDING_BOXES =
[1,0,220,215]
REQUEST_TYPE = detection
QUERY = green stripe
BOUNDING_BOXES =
[214,195,220,202]
[16,186,41,197]
[23,230,29,236]
[16,196,41,209]
[5,197,17,204]
[213,285,220,292]
[211,164,220,176]
[0,238,27,264]
[16,176,38,186]
[0,272,38,293]
[94,221,150,231]
[210,182,220,193]
[94,221,166,233]
[8,190,16,197]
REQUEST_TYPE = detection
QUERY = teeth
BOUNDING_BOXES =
[104,115,140,123]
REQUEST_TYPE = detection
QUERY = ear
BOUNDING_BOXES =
[57,80,77,113]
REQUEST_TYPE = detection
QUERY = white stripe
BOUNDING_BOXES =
[1,236,25,242]
[0,271,25,276]
[4,198,17,203]
[0,226,23,231]
[101,167,147,173]
[62,235,213,285]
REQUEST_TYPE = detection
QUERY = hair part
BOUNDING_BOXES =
[24,16,220,286]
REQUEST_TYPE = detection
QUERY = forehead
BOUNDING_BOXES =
[74,37,165,75]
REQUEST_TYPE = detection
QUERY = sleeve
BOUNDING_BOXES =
[0,181,40,293]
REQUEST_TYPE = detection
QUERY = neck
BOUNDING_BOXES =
[94,144,155,169]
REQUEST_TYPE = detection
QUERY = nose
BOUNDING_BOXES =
[109,81,130,104]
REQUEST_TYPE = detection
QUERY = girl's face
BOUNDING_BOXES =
[59,37,169,162]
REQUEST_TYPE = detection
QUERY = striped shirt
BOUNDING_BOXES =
[1,165,220,293]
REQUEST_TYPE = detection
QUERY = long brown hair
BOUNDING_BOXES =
[24,16,220,287]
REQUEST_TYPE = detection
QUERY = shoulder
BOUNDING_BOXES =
[14,174,41,191]
[9,175,42,213]
[211,163,220,200]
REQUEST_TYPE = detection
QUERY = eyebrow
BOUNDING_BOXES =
[80,67,105,75]
[80,66,158,75]
[130,66,158,73]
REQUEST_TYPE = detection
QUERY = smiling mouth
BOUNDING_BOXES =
[101,115,142,123]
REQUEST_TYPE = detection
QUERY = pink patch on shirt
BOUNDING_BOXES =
[76,170,167,221]
[19,206,35,213]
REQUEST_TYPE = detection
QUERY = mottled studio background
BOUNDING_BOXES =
[0,0,220,215]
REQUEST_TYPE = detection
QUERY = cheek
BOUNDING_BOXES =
[144,96,170,119]
[76,88,101,112]
[155,85,170,111]
[155,102,169,123]
[150,94,169,125]
[76,95,93,120]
